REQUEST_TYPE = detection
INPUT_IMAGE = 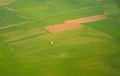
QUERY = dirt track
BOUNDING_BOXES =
[45,14,107,33]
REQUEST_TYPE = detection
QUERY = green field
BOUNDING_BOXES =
[0,0,120,76]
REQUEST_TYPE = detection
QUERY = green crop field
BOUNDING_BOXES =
[0,7,27,27]
[0,0,120,76]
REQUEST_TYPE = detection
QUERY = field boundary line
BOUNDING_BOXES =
[0,21,31,30]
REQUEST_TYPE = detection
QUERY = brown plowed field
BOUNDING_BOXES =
[65,15,107,24]
[45,14,107,33]
[45,23,83,33]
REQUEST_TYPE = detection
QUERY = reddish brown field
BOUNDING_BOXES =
[45,14,107,33]
[45,23,83,33]
[65,14,107,24]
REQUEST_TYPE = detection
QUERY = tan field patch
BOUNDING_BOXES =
[45,23,83,33]
[45,14,107,33]
[65,14,107,24]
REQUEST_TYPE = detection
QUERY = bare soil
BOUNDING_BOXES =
[45,14,107,33]
[45,23,83,33]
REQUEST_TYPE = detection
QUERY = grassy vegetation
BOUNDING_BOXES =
[8,0,99,8]
[115,0,120,7]
[14,1,103,20]
[84,19,120,71]
[37,6,104,26]
[0,26,120,76]
[0,36,11,63]
[14,5,104,27]
[84,19,120,41]
[0,0,120,76]
[101,0,120,24]
[7,0,48,8]
[0,7,27,27]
